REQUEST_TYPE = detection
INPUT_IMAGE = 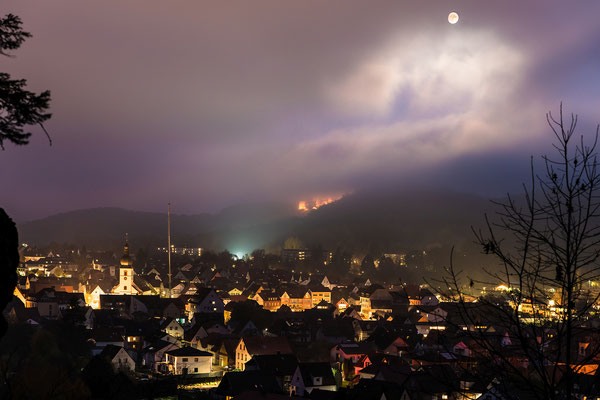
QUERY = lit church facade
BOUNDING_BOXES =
[112,239,143,295]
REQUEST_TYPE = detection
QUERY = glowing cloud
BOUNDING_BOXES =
[292,28,542,182]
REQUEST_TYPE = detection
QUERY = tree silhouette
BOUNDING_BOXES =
[440,106,600,400]
[0,13,51,149]
[0,209,18,339]
[0,13,52,338]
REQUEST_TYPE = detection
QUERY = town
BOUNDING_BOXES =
[4,236,600,399]
[2,2,600,398]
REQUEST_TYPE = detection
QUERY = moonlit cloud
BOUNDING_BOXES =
[326,29,525,118]
[265,28,541,189]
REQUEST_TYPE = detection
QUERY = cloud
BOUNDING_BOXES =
[327,28,525,115]
[275,28,543,189]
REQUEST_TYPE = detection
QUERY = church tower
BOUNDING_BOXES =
[114,234,137,295]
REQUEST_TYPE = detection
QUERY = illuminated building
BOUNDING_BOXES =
[112,239,143,295]
[281,249,308,262]
[157,245,202,256]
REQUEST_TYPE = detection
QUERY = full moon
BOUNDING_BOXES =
[448,12,459,24]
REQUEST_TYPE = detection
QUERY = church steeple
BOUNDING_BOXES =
[120,233,133,266]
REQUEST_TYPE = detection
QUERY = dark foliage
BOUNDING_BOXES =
[0,208,18,338]
[0,13,51,149]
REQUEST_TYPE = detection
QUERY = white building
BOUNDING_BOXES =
[112,239,142,295]
[163,347,212,375]
[86,285,105,309]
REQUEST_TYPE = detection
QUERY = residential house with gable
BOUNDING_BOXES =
[291,362,337,396]
[185,288,224,319]
[280,286,312,312]
[162,347,212,375]
[235,336,294,370]
[99,344,135,372]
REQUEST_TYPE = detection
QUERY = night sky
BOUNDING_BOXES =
[2,1,600,221]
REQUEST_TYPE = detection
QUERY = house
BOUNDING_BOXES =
[217,338,240,369]
[171,282,187,297]
[88,308,119,328]
[85,285,105,309]
[142,340,179,371]
[60,305,93,329]
[235,336,294,370]
[351,378,412,400]
[330,342,374,380]
[335,298,350,311]
[161,317,185,339]
[173,269,193,283]
[215,371,283,399]
[309,285,332,307]
[401,365,459,400]
[224,301,236,324]
[46,289,86,310]
[196,333,226,359]
[187,320,230,348]
[280,287,312,311]
[89,326,126,355]
[185,288,224,319]
[359,288,393,319]
[4,299,43,325]
[28,276,77,294]
[99,294,131,316]
[340,307,362,321]
[253,290,282,311]
[266,317,311,344]
[244,354,299,393]
[99,344,135,372]
[230,320,259,337]
[453,340,472,358]
[130,296,183,320]
[331,342,373,365]
[352,320,379,341]
[316,319,356,343]
[370,300,394,319]
[186,323,206,348]
[355,353,411,379]
[242,283,265,299]
[419,289,439,306]
[377,336,410,357]
[310,275,336,290]
[35,296,60,319]
[137,272,164,294]
[162,347,212,375]
[290,362,337,396]
[29,288,80,319]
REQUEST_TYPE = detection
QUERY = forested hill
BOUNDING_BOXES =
[18,189,500,268]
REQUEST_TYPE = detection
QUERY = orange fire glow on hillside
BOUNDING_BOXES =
[298,194,343,212]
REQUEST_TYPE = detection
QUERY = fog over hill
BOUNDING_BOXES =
[18,202,298,250]
[18,188,507,277]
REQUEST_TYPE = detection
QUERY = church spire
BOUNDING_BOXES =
[120,232,132,266]
[124,232,129,255]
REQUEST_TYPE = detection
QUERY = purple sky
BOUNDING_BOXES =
[2,1,600,221]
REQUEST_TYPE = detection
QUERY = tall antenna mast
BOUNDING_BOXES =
[167,202,172,298]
